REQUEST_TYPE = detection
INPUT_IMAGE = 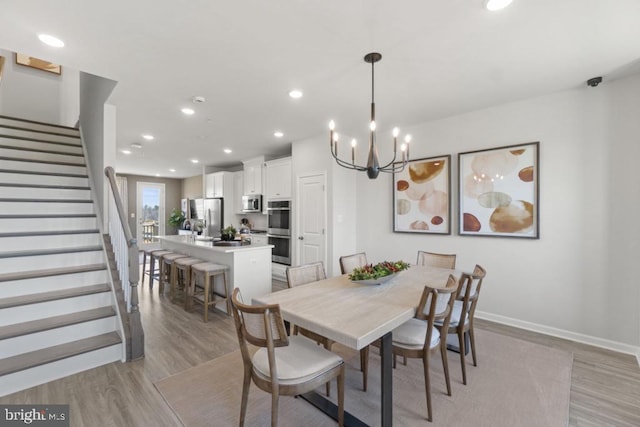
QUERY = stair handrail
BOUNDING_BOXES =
[104,166,144,359]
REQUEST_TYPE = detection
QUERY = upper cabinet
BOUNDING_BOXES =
[243,156,264,196]
[233,171,244,214]
[265,157,292,200]
[204,171,233,198]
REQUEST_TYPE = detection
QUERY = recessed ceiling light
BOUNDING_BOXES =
[181,108,195,115]
[142,134,154,140]
[223,148,232,154]
[121,149,132,155]
[130,143,142,149]
[169,168,176,172]
[289,89,303,99]
[38,34,64,47]
[485,0,513,11]
[192,96,206,103]
[155,173,160,177]
[274,131,284,138]
[191,159,199,164]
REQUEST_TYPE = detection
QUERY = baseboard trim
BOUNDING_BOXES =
[476,310,640,367]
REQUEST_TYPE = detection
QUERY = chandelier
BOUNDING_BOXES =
[329,52,412,179]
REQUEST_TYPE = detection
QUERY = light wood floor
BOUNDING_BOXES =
[1,275,639,426]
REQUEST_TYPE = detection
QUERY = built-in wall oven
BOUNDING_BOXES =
[267,200,291,265]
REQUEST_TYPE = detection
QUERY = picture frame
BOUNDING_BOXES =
[393,155,451,234]
[15,53,61,75]
[458,141,539,239]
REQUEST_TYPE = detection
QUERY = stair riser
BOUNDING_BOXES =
[0,172,89,187]
[0,118,79,136]
[0,233,102,253]
[0,292,113,326]
[0,344,122,397]
[0,316,117,358]
[0,147,85,165]
[0,159,86,175]
[0,136,83,155]
[0,201,94,215]
[0,270,108,298]
[0,217,97,233]
[0,128,81,145]
[0,251,104,275]
[0,186,91,200]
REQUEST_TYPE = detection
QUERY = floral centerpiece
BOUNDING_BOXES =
[349,260,410,285]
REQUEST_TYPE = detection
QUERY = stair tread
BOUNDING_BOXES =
[0,183,90,190]
[0,306,116,340]
[0,245,103,259]
[0,198,92,203]
[0,283,111,309]
[0,214,96,219]
[0,332,121,376]
[0,144,84,157]
[0,229,100,238]
[0,115,79,132]
[0,263,106,282]
[0,168,88,179]
[0,156,86,167]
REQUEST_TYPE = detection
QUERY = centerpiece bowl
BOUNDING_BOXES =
[348,260,410,285]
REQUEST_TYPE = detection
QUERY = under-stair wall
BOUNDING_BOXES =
[0,115,124,397]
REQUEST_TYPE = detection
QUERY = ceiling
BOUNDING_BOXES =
[2,0,640,178]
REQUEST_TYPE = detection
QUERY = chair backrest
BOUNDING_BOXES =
[339,252,367,274]
[286,262,326,288]
[230,288,289,375]
[415,274,458,349]
[416,251,457,269]
[454,265,487,326]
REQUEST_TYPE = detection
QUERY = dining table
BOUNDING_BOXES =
[253,264,460,427]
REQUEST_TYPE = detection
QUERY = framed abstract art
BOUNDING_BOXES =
[458,142,539,238]
[393,155,451,234]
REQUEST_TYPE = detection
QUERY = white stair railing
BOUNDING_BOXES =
[104,166,144,359]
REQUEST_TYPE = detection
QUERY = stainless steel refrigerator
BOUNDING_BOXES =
[203,198,223,237]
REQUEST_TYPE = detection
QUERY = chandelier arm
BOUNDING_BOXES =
[378,152,401,170]
[379,162,408,174]
[331,150,368,171]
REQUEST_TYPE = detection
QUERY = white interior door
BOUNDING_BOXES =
[296,173,326,268]
[136,182,165,249]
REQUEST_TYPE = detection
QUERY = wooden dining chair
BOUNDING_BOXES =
[231,288,345,427]
[416,251,457,269]
[338,253,371,392]
[435,264,486,385]
[390,275,458,422]
[339,252,367,276]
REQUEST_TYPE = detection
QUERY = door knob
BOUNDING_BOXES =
[298,236,304,240]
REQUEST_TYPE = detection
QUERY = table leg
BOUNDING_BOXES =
[380,331,393,427]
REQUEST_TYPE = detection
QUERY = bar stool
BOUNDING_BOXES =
[159,252,188,294]
[149,250,171,289]
[141,245,162,287]
[189,262,230,322]
[171,257,203,305]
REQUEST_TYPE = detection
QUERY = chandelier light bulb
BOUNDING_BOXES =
[334,133,339,142]
[485,0,513,11]
[351,139,357,148]
[370,121,376,131]
[400,143,407,152]
[393,127,400,137]
[404,134,412,143]
[329,120,335,130]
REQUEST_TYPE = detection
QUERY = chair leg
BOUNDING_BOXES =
[360,346,369,392]
[440,343,452,396]
[458,330,467,385]
[323,340,332,397]
[239,367,251,427]
[469,325,478,367]
[159,260,166,294]
[338,365,345,427]
[423,353,432,422]
[149,256,156,289]
[141,253,147,287]
[203,272,211,323]
[270,392,279,427]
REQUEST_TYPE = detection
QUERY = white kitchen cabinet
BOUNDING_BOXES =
[250,234,267,246]
[205,171,232,198]
[265,157,292,200]
[233,171,244,214]
[242,157,264,196]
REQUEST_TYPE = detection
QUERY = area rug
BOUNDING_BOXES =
[154,329,572,426]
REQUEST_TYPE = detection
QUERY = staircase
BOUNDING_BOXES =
[0,115,124,397]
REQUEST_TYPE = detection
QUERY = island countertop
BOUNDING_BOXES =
[156,234,273,253]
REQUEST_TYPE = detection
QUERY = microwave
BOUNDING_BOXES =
[242,195,262,213]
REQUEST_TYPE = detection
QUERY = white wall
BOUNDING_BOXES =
[0,48,79,126]
[354,73,640,351]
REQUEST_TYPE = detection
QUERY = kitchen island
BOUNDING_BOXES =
[156,235,274,311]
